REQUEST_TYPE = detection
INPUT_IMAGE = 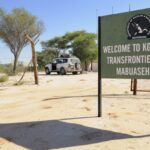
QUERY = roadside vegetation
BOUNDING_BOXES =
[0,74,8,82]
[0,8,97,76]
[38,31,98,71]
[0,63,27,76]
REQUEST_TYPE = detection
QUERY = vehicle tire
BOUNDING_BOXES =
[45,68,51,75]
[60,68,66,75]
[57,71,60,75]
[72,72,78,75]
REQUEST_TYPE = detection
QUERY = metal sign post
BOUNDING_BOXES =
[131,78,150,93]
[98,17,102,117]
[130,79,137,95]
[133,79,137,95]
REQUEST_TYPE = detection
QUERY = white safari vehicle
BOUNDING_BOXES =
[45,57,82,75]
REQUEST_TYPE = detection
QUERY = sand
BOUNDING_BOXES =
[0,72,150,150]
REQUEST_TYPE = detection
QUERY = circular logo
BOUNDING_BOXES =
[127,14,150,39]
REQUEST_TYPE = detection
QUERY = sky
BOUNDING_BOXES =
[0,0,150,64]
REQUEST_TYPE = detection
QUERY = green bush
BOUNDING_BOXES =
[0,75,8,83]
[0,64,14,75]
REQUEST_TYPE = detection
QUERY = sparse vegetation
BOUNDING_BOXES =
[36,50,57,70]
[124,91,129,94]
[0,75,8,82]
[41,31,98,71]
[0,63,27,76]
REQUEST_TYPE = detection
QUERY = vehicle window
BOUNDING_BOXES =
[57,59,63,63]
[63,59,68,63]
[71,59,80,64]
[52,59,57,63]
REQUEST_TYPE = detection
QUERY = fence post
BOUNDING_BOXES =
[133,79,137,95]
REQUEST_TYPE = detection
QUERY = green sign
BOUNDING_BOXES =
[100,8,150,79]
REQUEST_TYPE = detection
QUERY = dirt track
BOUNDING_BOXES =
[0,72,150,150]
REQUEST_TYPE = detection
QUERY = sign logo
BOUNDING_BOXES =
[127,14,150,39]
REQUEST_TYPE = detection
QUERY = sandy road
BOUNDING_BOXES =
[0,72,150,150]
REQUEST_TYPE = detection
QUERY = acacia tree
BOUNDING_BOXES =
[41,31,87,57]
[0,8,44,73]
[41,36,67,57]
[72,33,97,71]
[41,31,97,71]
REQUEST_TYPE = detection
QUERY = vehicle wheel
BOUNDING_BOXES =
[60,68,66,75]
[72,72,78,75]
[57,71,60,75]
[45,68,50,75]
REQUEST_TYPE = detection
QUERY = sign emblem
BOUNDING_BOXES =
[127,14,150,39]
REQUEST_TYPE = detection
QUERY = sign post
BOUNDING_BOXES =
[98,8,150,117]
[98,17,102,117]
[133,79,137,95]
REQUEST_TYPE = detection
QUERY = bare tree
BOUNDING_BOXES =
[0,8,44,73]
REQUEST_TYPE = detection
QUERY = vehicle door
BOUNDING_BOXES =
[55,59,64,70]
[51,59,58,71]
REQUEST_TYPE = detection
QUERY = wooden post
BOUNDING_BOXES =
[130,79,133,91]
[133,79,137,95]
[25,34,39,85]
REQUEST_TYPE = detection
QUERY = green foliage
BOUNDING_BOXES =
[41,31,98,71]
[37,49,57,69]
[41,36,68,57]
[41,31,87,57]
[0,75,8,82]
[0,63,26,76]
[0,64,14,75]
[63,31,86,49]
[0,8,44,73]
[71,32,98,70]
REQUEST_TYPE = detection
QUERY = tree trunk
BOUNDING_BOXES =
[84,61,88,71]
[13,55,18,73]
[91,60,93,71]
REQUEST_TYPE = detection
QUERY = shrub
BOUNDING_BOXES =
[0,75,8,83]
[0,63,26,76]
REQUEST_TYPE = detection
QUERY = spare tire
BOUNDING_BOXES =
[75,63,80,69]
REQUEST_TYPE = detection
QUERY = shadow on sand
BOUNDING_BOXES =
[43,93,150,102]
[103,94,150,100]
[0,119,150,150]
[38,73,78,76]
[43,95,97,101]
